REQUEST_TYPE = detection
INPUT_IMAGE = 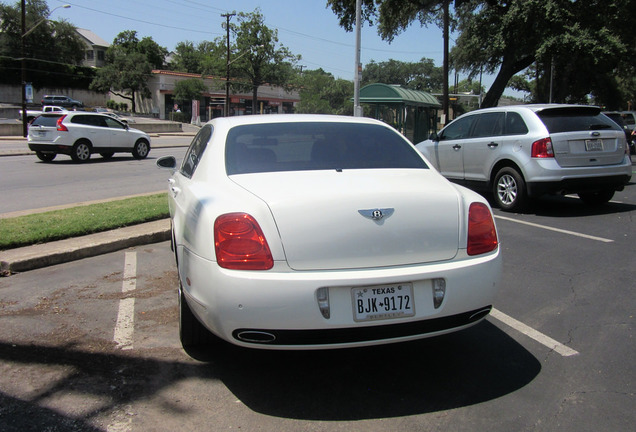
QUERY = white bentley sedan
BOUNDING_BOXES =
[157,114,502,351]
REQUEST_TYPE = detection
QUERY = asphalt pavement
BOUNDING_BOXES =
[0,125,197,276]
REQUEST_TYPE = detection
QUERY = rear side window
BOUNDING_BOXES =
[504,112,529,135]
[622,114,635,126]
[537,108,620,133]
[225,122,427,175]
[71,115,106,127]
[471,112,504,138]
[31,115,63,127]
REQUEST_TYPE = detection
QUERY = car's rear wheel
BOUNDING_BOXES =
[71,140,91,163]
[179,282,219,348]
[35,151,56,162]
[132,139,150,159]
[493,167,527,212]
[100,152,114,159]
[578,190,615,206]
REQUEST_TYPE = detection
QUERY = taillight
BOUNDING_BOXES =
[56,115,68,132]
[214,213,273,270]
[467,203,498,256]
[531,137,554,158]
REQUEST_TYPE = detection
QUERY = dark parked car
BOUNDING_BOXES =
[41,95,83,109]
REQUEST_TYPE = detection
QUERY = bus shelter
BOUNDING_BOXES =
[359,83,441,143]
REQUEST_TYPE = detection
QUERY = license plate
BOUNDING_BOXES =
[585,139,603,151]
[36,131,46,137]
[352,283,415,322]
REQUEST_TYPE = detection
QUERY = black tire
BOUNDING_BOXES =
[132,139,150,159]
[35,151,56,162]
[179,282,218,347]
[578,190,614,206]
[71,140,91,163]
[100,152,114,159]
[493,167,528,212]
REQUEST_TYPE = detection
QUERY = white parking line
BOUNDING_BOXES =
[113,251,136,350]
[490,308,579,357]
[494,215,614,243]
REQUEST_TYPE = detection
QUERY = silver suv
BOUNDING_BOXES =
[28,112,151,163]
[416,104,632,212]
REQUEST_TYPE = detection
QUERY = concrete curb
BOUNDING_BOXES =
[1,219,171,275]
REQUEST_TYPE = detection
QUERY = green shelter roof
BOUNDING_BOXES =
[359,83,441,108]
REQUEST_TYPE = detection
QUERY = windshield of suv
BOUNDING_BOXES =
[537,107,620,133]
[30,114,64,127]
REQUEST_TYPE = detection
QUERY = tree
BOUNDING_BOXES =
[362,58,443,92]
[328,0,636,108]
[230,9,300,114]
[90,31,167,113]
[0,0,90,88]
[295,68,353,114]
[173,78,207,104]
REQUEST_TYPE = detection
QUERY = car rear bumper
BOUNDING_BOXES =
[28,143,73,155]
[527,174,631,196]
[178,245,502,350]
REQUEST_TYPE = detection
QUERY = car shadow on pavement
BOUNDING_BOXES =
[0,320,539,427]
[194,320,541,420]
[526,195,636,217]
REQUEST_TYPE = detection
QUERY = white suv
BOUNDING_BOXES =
[416,104,632,212]
[28,112,151,163]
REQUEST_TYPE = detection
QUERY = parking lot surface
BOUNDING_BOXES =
[1,186,635,431]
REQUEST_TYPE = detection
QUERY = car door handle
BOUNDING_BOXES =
[487,142,499,148]
[170,186,180,197]
[168,178,176,185]
[452,144,462,151]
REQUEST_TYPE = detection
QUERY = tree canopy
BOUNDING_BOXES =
[0,0,93,89]
[90,30,168,113]
[229,9,300,114]
[328,0,636,109]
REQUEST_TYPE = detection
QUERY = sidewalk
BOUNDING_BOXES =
[1,220,171,276]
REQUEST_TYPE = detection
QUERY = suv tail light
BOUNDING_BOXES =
[467,203,498,256]
[531,137,554,158]
[56,115,68,132]
[214,213,273,270]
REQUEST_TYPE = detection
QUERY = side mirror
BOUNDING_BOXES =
[157,155,177,170]
[429,132,439,141]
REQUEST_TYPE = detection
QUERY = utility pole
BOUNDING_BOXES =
[442,0,449,124]
[21,0,27,137]
[353,0,362,117]
[222,12,236,117]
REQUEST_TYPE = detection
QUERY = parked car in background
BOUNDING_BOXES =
[40,95,83,109]
[19,105,66,123]
[604,111,635,155]
[27,112,150,162]
[620,111,636,154]
[416,104,632,212]
[156,114,501,353]
[621,111,636,132]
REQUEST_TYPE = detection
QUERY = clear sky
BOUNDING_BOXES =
[44,0,510,95]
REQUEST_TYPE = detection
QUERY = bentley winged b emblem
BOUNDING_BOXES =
[358,208,395,221]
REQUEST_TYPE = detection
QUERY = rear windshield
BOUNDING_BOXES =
[537,107,620,133]
[225,122,428,175]
[30,114,63,127]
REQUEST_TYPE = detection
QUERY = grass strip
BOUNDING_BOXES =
[0,193,169,250]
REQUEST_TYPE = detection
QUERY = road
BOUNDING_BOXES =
[1,177,635,430]
[0,136,189,215]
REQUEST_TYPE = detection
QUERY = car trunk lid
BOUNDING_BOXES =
[231,169,461,270]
